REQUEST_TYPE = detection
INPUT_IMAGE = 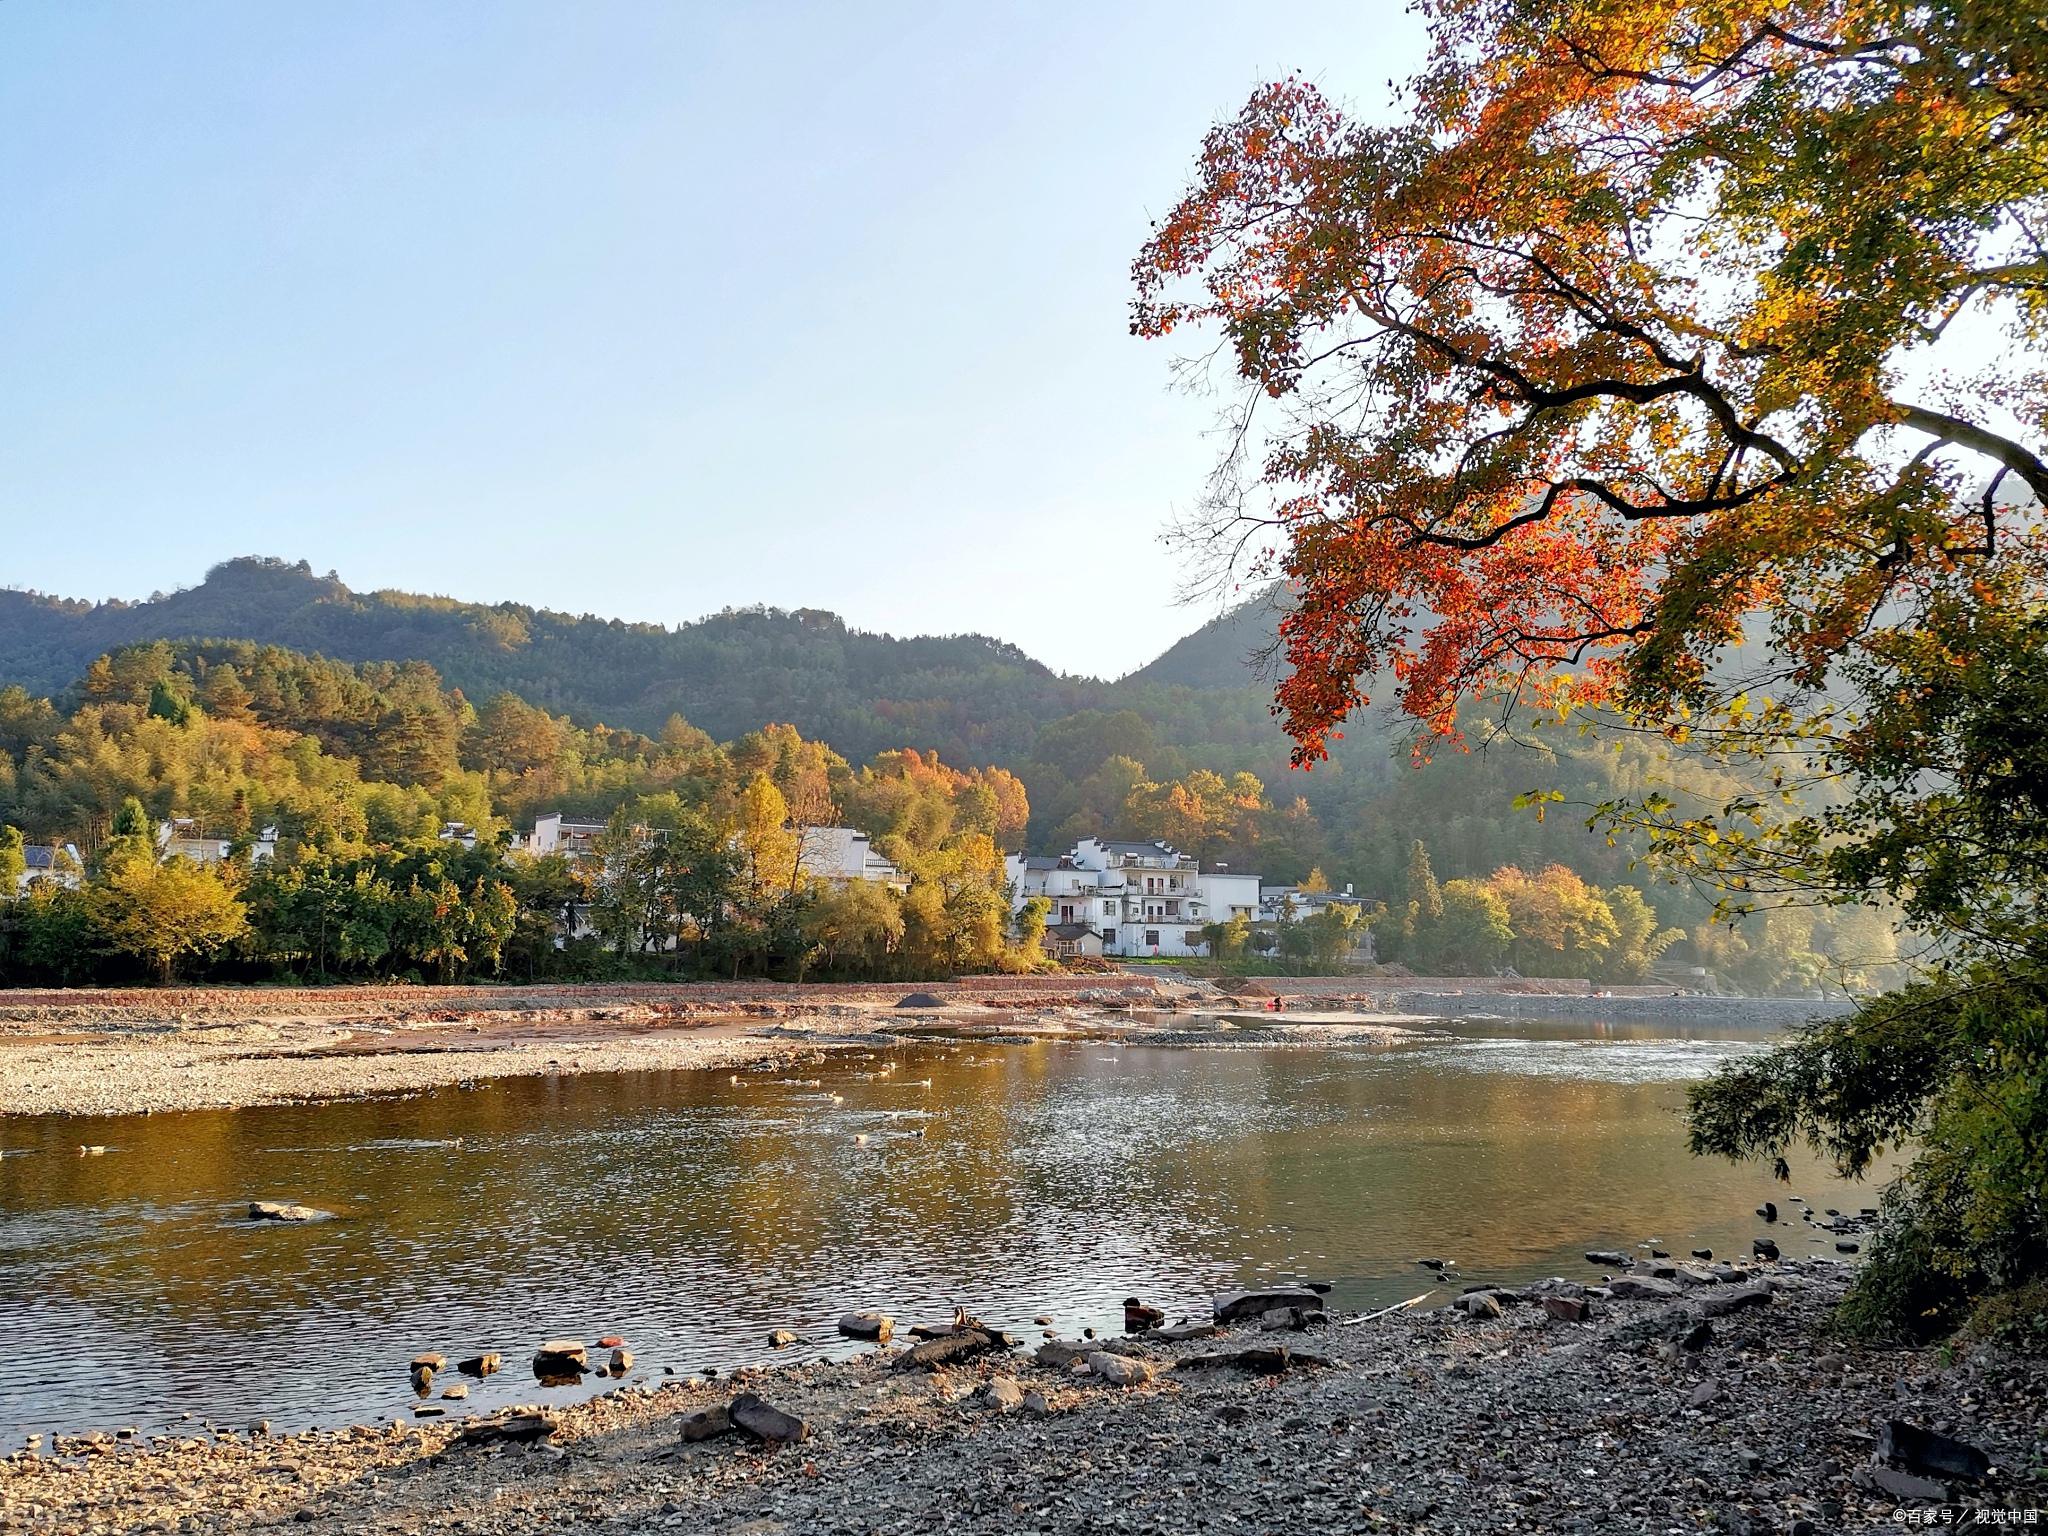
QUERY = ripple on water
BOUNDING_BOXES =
[0,1025,1875,1446]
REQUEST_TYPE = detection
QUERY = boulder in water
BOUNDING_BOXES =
[249,1201,331,1223]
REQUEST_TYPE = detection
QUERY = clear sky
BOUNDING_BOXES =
[1,2,1424,678]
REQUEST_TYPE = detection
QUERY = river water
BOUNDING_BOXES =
[0,1016,1878,1445]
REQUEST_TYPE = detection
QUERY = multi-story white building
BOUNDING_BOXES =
[1005,838,1260,958]
[526,812,610,862]
[796,826,905,888]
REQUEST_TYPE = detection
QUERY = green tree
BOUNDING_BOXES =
[0,824,24,897]
[1433,880,1515,975]
[89,859,248,982]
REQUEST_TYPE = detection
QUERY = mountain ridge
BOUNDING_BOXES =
[0,557,1273,767]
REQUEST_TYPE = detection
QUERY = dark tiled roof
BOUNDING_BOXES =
[1045,923,1098,940]
[1019,856,1062,870]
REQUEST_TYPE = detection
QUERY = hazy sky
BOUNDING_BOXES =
[0,2,1424,678]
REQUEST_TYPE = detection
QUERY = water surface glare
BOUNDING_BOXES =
[0,1020,1876,1443]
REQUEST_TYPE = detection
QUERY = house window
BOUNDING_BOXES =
[1144,929,1160,948]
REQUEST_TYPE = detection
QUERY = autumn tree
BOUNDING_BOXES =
[89,858,249,982]
[1137,0,2048,1331]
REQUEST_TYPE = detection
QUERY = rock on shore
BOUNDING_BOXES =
[6,1257,2043,1535]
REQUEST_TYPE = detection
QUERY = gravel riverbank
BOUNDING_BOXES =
[0,980,1436,1118]
[6,1257,2042,1535]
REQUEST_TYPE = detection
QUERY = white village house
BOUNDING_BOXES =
[17,843,82,897]
[154,818,279,867]
[1005,837,1260,958]
[527,813,902,887]
[1259,882,1378,964]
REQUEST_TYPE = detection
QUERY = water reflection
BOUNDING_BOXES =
[0,1022,1877,1444]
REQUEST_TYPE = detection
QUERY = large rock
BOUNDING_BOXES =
[1877,1421,1990,1482]
[1584,1251,1632,1268]
[837,1312,893,1342]
[1697,1282,1773,1318]
[1606,1276,1683,1301]
[1457,1292,1504,1320]
[1542,1295,1591,1323]
[1144,1321,1221,1343]
[1035,1340,1091,1370]
[1859,1463,1950,1503]
[1212,1287,1322,1325]
[248,1201,331,1223]
[729,1392,808,1446]
[1085,1351,1159,1387]
[532,1338,588,1376]
[895,1328,1004,1372]
[456,1411,556,1448]
[982,1378,1025,1411]
[680,1405,733,1442]
[456,1353,501,1378]
[1259,1305,1329,1331]
[1752,1237,1780,1260]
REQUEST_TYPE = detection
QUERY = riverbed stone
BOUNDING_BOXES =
[679,1405,733,1442]
[767,1329,799,1349]
[729,1392,807,1446]
[1698,1282,1773,1318]
[532,1339,588,1376]
[1212,1287,1321,1325]
[1542,1295,1591,1323]
[836,1312,893,1342]
[1584,1250,1631,1267]
[1086,1351,1159,1387]
[1607,1276,1683,1301]
[1876,1420,1990,1482]
[896,1328,1003,1371]
[982,1378,1025,1411]
[248,1201,331,1223]
[456,1353,500,1377]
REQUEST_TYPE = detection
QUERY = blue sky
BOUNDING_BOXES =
[1,2,1423,678]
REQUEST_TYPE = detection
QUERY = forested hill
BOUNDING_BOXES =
[0,558,1112,765]
[1125,585,1288,690]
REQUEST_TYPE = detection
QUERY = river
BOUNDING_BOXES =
[0,1015,1879,1446]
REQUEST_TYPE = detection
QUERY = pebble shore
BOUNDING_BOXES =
[6,1259,2043,1535]
[0,981,1428,1118]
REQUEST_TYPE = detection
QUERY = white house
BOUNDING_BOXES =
[1259,883,1378,964]
[154,819,277,867]
[526,812,610,862]
[796,826,905,888]
[17,843,82,896]
[438,821,481,850]
[1006,838,1261,958]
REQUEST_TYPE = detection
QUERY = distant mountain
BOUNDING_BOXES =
[0,557,1113,765]
[1127,585,1290,690]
